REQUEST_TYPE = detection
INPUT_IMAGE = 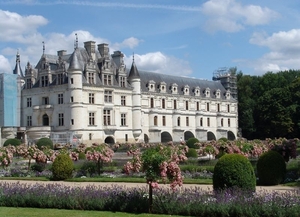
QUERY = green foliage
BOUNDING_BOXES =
[218,138,228,142]
[213,154,256,191]
[186,148,198,158]
[3,138,21,147]
[52,154,74,180]
[78,161,97,177]
[36,138,53,150]
[186,137,199,149]
[78,152,86,160]
[257,150,286,186]
[31,162,46,172]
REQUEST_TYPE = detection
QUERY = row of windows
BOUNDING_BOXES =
[150,98,231,112]
[26,73,127,88]
[152,116,231,127]
[26,92,127,107]
[27,112,127,127]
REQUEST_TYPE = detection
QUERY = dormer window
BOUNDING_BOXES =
[204,87,210,97]
[119,76,126,87]
[57,73,64,85]
[171,83,178,94]
[103,74,112,85]
[148,80,156,92]
[88,72,95,84]
[194,86,200,96]
[215,89,221,99]
[183,85,190,95]
[225,90,231,99]
[41,75,48,87]
[159,81,166,93]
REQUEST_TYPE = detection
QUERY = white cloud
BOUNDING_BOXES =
[113,37,143,50]
[247,29,300,74]
[0,9,48,43]
[0,55,12,73]
[201,0,279,33]
[124,52,192,75]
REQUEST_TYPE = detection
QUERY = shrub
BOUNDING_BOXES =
[213,154,256,192]
[218,137,228,142]
[78,152,86,160]
[257,150,286,185]
[31,162,46,172]
[186,137,199,149]
[3,138,21,147]
[52,154,74,180]
[78,161,97,177]
[36,138,53,150]
[186,148,198,158]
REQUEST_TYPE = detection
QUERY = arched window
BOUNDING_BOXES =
[43,114,49,126]
[154,116,158,126]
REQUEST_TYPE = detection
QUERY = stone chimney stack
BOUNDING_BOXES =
[84,41,96,60]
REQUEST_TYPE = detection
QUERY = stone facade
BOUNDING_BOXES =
[7,40,238,146]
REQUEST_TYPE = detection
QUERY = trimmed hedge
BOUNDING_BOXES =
[257,150,286,186]
[186,137,199,149]
[3,138,21,147]
[36,138,53,150]
[52,154,74,180]
[213,154,256,192]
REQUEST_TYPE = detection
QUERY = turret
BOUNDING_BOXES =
[13,51,24,77]
[128,57,142,139]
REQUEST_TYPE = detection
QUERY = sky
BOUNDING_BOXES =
[0,0,300,80]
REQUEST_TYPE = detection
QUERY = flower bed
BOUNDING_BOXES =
[0,182,300,216]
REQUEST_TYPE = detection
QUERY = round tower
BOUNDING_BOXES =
[68,48,83,131]
[128,58,142,140]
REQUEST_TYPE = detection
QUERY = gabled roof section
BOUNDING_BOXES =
[128,60,140,80]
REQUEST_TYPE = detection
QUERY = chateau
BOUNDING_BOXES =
[0,39,238,146]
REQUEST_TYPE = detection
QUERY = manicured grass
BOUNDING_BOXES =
[0,207,186,217]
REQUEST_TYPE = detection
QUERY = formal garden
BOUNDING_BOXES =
[1,137,300,216]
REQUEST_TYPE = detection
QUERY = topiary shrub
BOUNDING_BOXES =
[186,137,199,149]
[78,152,86,160]
[257,150,286,186]
[213,154,256,192]
[3,138,21,147]
[36,138,53,150]
[186,148,198,158]
[52,154,74,180]
[218,137,228,142]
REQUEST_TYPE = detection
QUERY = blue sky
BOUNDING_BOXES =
[0,0,300,80]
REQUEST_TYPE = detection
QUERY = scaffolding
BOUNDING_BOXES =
[212,67,237,99]
[50,131,82,148]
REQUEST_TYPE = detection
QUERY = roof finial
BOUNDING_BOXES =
[74,33,78,50]
[42,41,45,55]
[133,52,135,62]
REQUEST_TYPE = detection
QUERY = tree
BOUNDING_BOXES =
[85,143,114,175]
[124,143,188,213]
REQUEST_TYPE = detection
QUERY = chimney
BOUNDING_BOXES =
[57,50,67,57]
[98,43,109,58]
[84,41,96,60]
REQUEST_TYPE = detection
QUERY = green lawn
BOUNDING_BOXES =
[1,207,187,217]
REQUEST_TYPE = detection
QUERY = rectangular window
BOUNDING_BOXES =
[70,96,74,102]
[121,113,126,126]
[200,118,203,127]
[104,74,112,85]
[88,72,94,84]
[27,116,32,126]
[196,102,199,111]
[217,103,220,112]
[70,78,74,84]
[103,110,111,126]
[42,97,49,105]
[162,116,166,126]
[207,103,210,111]
[186,117,189,126]
[150,98,154,108]
[227,104,230,113]
[174,100,177,109]
[26,79,32,89]
[41,76,48,87]
[186,101,189,110]
[89,133,92,140]
[89,112,95,125]
[58,113,64,126]
[162,98,165,109]
[177,117,180,126]
[207,117,210,127]
[125,134,128,142]
[89,93,94,104]
[228,118,231,127]
[154,116,158,126]
[71,119,74,125]
[57,74,64,85]
[121,96,126,106]
[120,76,126,87]
[104,90,113,103]
[58,93,63,104]
[27,98,32,107]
